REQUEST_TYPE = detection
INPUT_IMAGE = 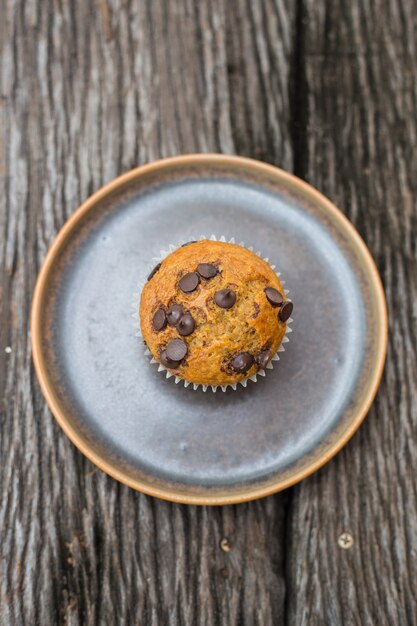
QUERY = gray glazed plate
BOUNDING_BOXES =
[31,155,387,505]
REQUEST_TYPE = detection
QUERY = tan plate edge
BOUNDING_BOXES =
[30,154,388,505]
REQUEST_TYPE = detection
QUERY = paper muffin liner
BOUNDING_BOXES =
[133,234,293,392]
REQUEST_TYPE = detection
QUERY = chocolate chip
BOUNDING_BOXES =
[160,337,188,369]
[279,300,293,322]
[166,338,188,362]
[147,263,161,281]
[214,289,236,309]
[255,349,270,370]
[251,302,260,319]
[197,263,218,279]
[264,287,283,307]
[167,303,184,326]
[152,308,167,331]
[179,272,200,293]
[181,241,197,247]
[176,313,195,336]
[231,352,254,374]
[160,350,180,369]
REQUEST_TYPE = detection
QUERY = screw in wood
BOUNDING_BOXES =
[219,538,231,552]
[338,532,354,549]
[5,346,12,354]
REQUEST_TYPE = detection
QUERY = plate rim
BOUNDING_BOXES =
[30,154,388,505]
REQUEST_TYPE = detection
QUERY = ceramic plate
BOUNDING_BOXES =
[31,155,387,505]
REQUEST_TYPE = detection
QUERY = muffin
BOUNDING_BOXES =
[139,239,293,388]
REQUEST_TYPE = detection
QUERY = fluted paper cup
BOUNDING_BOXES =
[133,235,293,392]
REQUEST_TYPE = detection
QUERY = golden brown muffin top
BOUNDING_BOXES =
[139,240,292,386]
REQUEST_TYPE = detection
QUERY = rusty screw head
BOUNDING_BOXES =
[338,532,354,549]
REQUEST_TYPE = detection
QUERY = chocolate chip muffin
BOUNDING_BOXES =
[140,240,293,388]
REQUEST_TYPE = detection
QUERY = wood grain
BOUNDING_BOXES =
[287,1,417,625]
[0,1,293,625]
[1,0,415,624]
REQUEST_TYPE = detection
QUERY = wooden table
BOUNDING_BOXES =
[1,1,416,624]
